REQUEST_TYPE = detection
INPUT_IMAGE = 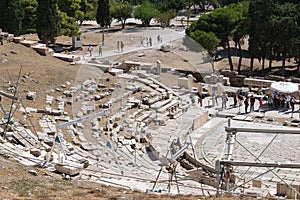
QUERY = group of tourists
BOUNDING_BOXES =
[139,35,162,47]
[117,41,124,52]
[266,92,296,112]
[230,90,297,114]
[140,36,153,46]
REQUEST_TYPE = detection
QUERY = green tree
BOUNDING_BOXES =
[134,1,159,26]
[155,9,176,27]
[248,0,274,74]
[96,0,111,45]
[58,0,94,25]
[231,1,248,74]
[150,0,186,12]
[219,0,247,6]
[78,0,95,24]
[271,3,299,71]
[0,0,23,35]
[20,0,37,34]
[58,0,80,19]
[190,30,220,57]
[59,11,81,37]
[121,0,142,6]
[110,1,133,29]
[96,0,111,27]
[248,0,300,75]
[36,0,61,45]
[84,0,98,21]
[186,3,246,71]
[291,4,300,71]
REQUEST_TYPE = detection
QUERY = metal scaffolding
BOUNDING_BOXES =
[216,119,300,198]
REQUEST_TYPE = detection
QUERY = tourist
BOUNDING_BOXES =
[120,41,124,52]
[250,95,255,112]
[273,93,279,109]
[286,93,291,109]
[244,96,249,113]
[267,95,273,109]
[88,45,93,56]
[238,94,244,106]
[157,35,160,43]
[290,96,296,118]
[98,45,102,57]
[149,37,152,46]
[222,92,228,110]
[259,97,263,111]
[140,36,144,46]
[117,41,120,52]
[279,94,285,108]
[233,93,238,107]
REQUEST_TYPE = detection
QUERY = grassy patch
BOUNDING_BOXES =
[9,177,50,199]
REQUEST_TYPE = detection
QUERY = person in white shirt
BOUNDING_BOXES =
[286,93,291,109]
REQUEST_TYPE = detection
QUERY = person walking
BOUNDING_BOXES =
[222,92,228,110]
[233,93,238,107]
[259,97,263,111]
[250,95,255,112]
[279,94,285,108]
[244,96,249,114]
[88,45,93,56]
[120,41,124,52]
[286,93,291,109]
[98,45,102,57]
[140,36,144,46]
[117,41,120,52]
[290,96,296,118]
[149,37,152,46]
[267,95,273,110]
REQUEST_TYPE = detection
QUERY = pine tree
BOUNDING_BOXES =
[36,0,60,46]
[96,0,111,28]
[0,0,23,35]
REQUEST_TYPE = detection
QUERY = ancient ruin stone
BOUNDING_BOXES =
[160,45,171,52]
[30,148,41,157]
[28,169,38,176]
[26,91,36,100]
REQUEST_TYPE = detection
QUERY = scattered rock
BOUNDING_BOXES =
[28,169,38,176]
[26,91,36,101]
[30,148,41,157]
[290,123,298,127]
[62,174,71,180]
[10,50,18,54]
[42,172,53,177]
[1,58,8,63]
[136,53,145,57]
[160,45,171,52]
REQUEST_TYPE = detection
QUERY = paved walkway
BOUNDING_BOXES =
[79,27,185,62]
[207,95,300,121]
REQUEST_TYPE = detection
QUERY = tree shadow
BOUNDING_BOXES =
[215,47,251,59]
[182,36,205,53]
[245,64,300,78]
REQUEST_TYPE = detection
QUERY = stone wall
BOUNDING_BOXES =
[0,28,14,45]
[220,70,245,87]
